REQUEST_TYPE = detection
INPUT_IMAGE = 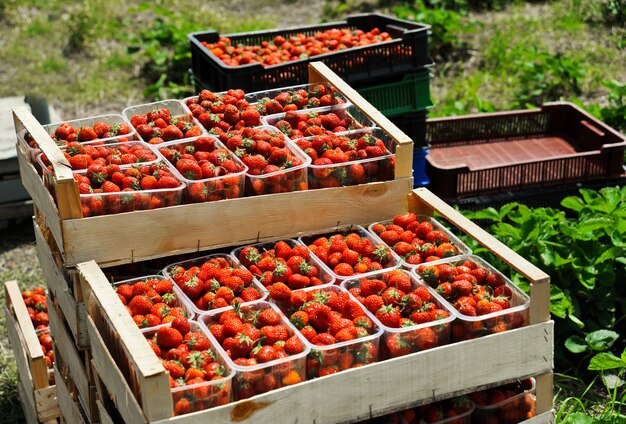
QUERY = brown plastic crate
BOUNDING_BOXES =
[425,102,626,199]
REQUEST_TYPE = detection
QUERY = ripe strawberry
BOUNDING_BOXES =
[156,327,183,349]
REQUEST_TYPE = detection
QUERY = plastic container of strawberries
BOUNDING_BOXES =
[298,224,402,281]
[162,253,268,316]
[367,215,472,269]
[74,161,186,217]
[471,378,536,423]
[391,396,475,424]
[141,320,235,415]
[341,269,455,359]
[411,255,531,342]
[122,99,206,144]
[262,103,376,134]
[156,136,248,203]
[245,82,348,115]
[230,238,336,289]
[294,127,398,188]
[271,284,383,378]
[36,141,161,190]
[242,126,312,195]
[113,275,195,328]
[198,301,310,400]
[17,113,137,163]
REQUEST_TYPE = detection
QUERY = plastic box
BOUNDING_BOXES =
[17,113,137,162]
[413,147,430,187]
[245,82,348,114]
[141,321,235,415]
[156,136,248,203]
[113,275,194,328]
[389,110,429,149]
[230,238,336,289]
[355,69,433,118]
[262,103,376,135]
[36,141,161,190]
[412,255,530,342]
[198,301,310,400]
[188,13,432,92]
[381,396,475,424]
[367,215,472,269]
[340,269,454,359]
[298,224,402,281]
[294,127,397,189]
[271,285,382,378]
[122,99,206,144]
[471,378,536,423]
[74,161,186,217]
[162,253,268,316]
[425,102,626,200]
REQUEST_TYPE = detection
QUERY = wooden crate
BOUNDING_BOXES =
[4,280,60,424]
[13,62,415,268]
[80,188,554,424]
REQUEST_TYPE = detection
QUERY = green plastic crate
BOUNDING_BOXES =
[356,71,433,118]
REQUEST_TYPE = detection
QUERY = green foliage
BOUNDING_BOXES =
[462,186,626,371]
[0,351,21,424]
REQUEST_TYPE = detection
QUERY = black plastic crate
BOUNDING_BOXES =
[189,13,432,92]
[389,110,429,149]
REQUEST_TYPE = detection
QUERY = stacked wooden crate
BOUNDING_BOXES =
[12,62,554,423]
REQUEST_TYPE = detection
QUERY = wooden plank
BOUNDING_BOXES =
[86,315,148,424]
[535,372,554,416]
[46,292,91,416]
[409,188,551,324]
[521,410,556,424]
[4,280,49,389]
[81,260,172,421]
[156,321,553,424]
[18,378,39,424]
[18,144,64,254]
[34,219,88,348]
[308,62,414,181]
[54,366,85,424]
[96,400,116,424]
[62,178,412,267]
[12,107,81,220]
[34,386,60,422]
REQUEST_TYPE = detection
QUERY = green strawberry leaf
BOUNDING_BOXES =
[585,329,619,351]
[588,352,626,371]
[565,336,588,354]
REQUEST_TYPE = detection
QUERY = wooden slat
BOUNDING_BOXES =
[535,372,554,416]
[522,410,556,424]
[308,62,414,181]
[409,188,551,324]
[18,145,64,255]
[86,315,148,424]
[34,386,60,422]
[12,107,82,220]
[34,219,88,348]
[4,280,49,389]
[54,366,85,424]
[155,322,553,424]
[80,260,172,421]
[18,378,40,424]
[96,400,116,424]
[62,178,412,267]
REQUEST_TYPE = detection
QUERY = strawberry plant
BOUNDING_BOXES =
[202,302,308,399]
[164,254,266,314]
[272,285,380,377]
[143,318,232,415]
[370,212,468,266]
[343,269,453,358]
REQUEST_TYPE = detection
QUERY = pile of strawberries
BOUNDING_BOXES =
[277,287,379,377]
[218,127,307,194]
[129,107,204,144]
[470,379,536,423]
[21,287,54,368]
[203,28,392,67]
[269,108,363,140]
[254,85,344,115]
[25,119,133,151]
[294,130,394,188]
[304,229,395,277]
[205,303,306,399]
[236,240,330,301]
[386,395,474,423]
[370,213,464,266]
[144,317,231,415]
[75,162,183,216]
[345,269,451,358]
[40,142,157,172]
[166,255,265,312]
[185,89,262,135]
[158,136,245,202]
[115,277,190,329]
[417,258,524,340]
